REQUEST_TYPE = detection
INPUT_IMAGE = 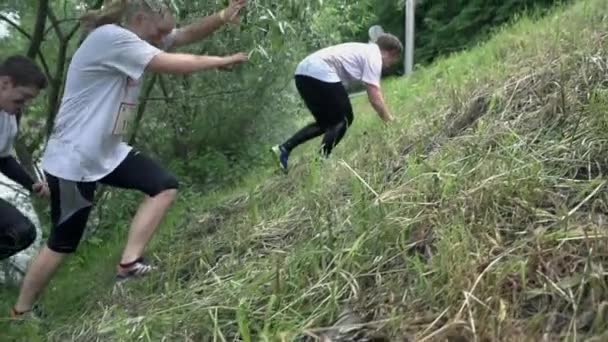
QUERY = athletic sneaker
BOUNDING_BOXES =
[271,145,289,172]
[115,257,155,282]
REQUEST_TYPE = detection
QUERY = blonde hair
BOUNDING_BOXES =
[80,0,171,32]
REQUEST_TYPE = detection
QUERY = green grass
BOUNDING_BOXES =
[4,0,608,340]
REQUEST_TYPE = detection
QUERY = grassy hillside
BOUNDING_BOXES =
[3,0,608,340]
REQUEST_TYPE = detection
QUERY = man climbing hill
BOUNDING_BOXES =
[272,33,403,172]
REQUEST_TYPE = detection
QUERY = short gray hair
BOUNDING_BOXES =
[376,33,403,55]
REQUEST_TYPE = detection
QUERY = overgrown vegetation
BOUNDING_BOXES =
[0,0,571,192]
[2,0,608,340]
[0,0,357,193]
[357,0,572,68]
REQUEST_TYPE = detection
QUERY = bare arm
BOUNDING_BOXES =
[146,52,248,74]
[366,83,394,123]
[172,0,247,48]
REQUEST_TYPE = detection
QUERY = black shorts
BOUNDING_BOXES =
[46,150,178,254]
[294,75,354,128]
[0,198,36,260]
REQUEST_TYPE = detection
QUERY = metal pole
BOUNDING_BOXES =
[404,0,415,75]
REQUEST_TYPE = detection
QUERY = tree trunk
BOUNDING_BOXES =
[27,0,49,59]
[13,0,50,179]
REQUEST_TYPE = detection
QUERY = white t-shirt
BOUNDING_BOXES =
[295,42,383,88]
[0,111,18,157]
[42,24,172,182]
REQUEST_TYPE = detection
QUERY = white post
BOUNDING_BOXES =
[404,0,415,75]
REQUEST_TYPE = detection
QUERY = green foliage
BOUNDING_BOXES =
[0,0,577,193]
[124,0,341,188]
[307,0,376,48]
[356,0,572,67]
[2,0,331,189]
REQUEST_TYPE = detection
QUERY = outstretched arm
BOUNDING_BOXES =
[146,51,249,74]
[366,83,394,123]
[171,0,247,48]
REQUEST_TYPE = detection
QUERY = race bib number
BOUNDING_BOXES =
[112,102,136,135]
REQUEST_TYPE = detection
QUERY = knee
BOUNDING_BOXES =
[157,188,178,203]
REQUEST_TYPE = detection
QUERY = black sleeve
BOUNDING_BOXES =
[0,156,35,192]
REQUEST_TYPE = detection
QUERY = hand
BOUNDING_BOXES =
[32,182,50,197]
[228,52,249,65]
[223,0,247,24]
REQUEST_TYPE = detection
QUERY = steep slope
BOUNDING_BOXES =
[3,0,608,340]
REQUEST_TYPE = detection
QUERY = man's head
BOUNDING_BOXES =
[81,0,176,47]
[125,0,176,47]
[0,56,47,115]
[376,33,403,70]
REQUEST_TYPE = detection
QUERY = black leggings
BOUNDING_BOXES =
[46,150,179,254]
[282,75,354,156]
[0,198,36,261]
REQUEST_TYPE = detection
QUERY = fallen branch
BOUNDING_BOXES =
[339,160,380,199]
[560,180,606,220]
[455,243,525,319]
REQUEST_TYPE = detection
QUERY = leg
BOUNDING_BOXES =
[321,119,349,156]
[100,150,178,267]
[120,191,175,264]
[281,122,325,153]
[14,175,95,313]
[0,198,36,261]
[280,76,332,153]
[273,76,341,171]
[274,122,325,172]
[13,247,66,313]
[319,81,355,156]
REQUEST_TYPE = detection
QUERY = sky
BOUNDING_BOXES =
[0,12,19,39]
[0,23,8,38]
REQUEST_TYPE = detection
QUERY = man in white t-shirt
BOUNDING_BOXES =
[12,0,249,319]
[0,56,49,262]
[272,34,403,172]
